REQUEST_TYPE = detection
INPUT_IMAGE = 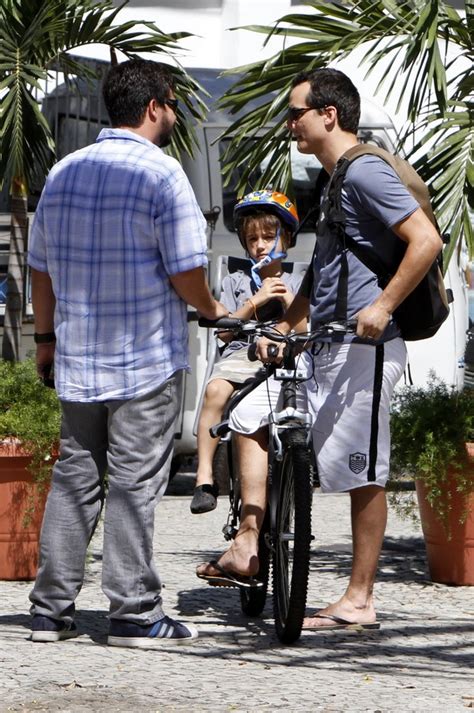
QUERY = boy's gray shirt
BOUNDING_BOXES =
[220,269,303,355]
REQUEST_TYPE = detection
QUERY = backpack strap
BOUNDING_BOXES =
[327,154,394,322]
[296,169,329,300]
[342,144,438,228]
[293,168,329,241]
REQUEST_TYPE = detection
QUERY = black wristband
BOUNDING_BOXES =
[34,332,56,344]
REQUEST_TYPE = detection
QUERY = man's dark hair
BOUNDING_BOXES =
[291,68,360,134]
[103,59,176,128]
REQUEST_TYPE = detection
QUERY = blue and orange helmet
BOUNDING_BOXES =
[233,190,299,248]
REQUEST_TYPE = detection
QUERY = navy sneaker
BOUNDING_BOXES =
[31,615,78,643]
[107,615,198,648]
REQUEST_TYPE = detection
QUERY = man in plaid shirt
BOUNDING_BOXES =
[28,59,227,648]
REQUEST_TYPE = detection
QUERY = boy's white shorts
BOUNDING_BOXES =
[229,338,407,493]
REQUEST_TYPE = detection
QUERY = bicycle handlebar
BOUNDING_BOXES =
[247,341,281,362]
[198,317,245,329]
[198,316,358,343]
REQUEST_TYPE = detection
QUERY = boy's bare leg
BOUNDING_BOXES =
[196,428,268,577]
[304,485,387,627]
[195,378,235,487]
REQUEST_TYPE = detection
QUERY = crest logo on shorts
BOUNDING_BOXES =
[349,452,367,474]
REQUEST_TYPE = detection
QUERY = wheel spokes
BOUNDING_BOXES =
[276,456,295,619]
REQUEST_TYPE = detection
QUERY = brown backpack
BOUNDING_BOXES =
[326,144,451,341]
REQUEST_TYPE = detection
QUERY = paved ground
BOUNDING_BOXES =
[1,476,473,712]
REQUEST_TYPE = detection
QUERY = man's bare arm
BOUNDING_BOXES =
[256,292,310,362]
[277,293,310,335]
[31,268,56,379]
[31,268,55,333]
[170,266,228,320]
[356,208,443,340]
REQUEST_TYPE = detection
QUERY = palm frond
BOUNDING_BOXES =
[217,0,472,264]
[0,0,207,193]
[410,100,474,262]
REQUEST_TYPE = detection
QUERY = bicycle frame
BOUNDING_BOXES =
[201,317,353,543]
[267,344,313,549]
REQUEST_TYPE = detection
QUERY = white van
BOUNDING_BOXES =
[10,62,468,471]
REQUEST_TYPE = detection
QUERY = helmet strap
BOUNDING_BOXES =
[249,227,287,289]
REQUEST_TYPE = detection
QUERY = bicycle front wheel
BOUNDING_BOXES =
[272,430,313,644]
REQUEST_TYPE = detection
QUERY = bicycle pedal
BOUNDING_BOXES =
[264,532,275,553]
[222,524,237,540]
[210,421,230,438]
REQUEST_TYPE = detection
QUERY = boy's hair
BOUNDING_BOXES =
[291,68,360,134]
[236,211,292,252]
[103,59,176,128]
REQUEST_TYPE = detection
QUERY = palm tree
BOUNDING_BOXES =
[0,0,207,361]
[218,0,473,269]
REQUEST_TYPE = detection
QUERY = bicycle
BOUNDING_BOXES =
[198,317,355,644]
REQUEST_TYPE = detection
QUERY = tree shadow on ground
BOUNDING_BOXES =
[2,606,472,681]
[178,533,429,625]
[309,535,429,584]
[173,581,474,679]
[0,609,110,642]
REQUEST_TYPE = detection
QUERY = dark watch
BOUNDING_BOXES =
[34,332,56,344]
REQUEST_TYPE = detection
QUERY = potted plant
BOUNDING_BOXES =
[0,358,60,580]
[390,374,474,585]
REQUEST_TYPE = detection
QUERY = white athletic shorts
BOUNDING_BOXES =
[229,338,407,493]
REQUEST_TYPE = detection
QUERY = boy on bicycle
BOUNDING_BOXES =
[190,190,303,514]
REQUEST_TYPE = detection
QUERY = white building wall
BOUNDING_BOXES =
[76,2,409,130]
[83,2,305,68]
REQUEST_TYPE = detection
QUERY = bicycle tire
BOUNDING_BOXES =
[212,441,230,496]
[240,508,270,616]
[272,429,313,644]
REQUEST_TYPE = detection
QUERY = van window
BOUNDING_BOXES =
[55,116,108,158]
[219,139,323,232]
[219,132,392,232]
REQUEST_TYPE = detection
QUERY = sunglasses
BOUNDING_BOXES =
[287,105,327,123]
[287,107,313,123]
[164,98,179,113]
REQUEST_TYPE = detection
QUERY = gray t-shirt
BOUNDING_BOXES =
[309,155,419,342]
[220,268,303,355]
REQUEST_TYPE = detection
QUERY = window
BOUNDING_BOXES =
[219,131,392,232]
[219,138,323,232]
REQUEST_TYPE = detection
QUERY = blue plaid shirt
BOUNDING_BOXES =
[28,128,208,402]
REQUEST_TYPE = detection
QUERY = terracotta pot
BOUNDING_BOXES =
[415,443,474,586]
[0,439,49,581]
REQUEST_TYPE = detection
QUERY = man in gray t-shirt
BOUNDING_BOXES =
[209,68,443,632]
[310,155,419,339]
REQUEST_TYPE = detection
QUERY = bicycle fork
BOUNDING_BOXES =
[267,419,313,552]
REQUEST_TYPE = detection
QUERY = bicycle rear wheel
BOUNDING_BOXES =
[272,430,313,644]
[240,508,270,616]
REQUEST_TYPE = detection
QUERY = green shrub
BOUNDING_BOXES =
[391,374,474,531]
[0,357,60,487]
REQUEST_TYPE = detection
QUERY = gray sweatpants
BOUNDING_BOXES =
[29,371,183,625]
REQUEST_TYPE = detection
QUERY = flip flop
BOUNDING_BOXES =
[196,560,263,590]
[302,614,380,631]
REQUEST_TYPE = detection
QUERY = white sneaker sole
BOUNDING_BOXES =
[31,630,79,642]
[107,627,199,648]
